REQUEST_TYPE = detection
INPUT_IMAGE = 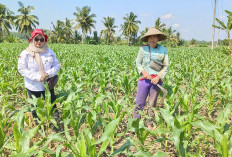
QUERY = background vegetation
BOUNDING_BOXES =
[0,2,231,50]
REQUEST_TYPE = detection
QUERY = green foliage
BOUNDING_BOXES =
[15,2,39,38]
[50,18,75,44]
[3,35,21,43]
[121,12,141,45]
[74,6,96,44]
[0,4,14,37]
[213,10,232,50]
[197,44,208,47]
[215,46,232,55]
[101,16,117,45]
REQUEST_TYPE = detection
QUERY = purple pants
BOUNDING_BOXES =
[133,79,161,123]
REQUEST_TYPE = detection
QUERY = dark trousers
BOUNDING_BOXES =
[27,89,57,119]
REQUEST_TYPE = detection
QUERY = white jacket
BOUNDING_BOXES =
[18,48,60,91]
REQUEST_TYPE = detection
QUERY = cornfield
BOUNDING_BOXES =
[0,43,232,157]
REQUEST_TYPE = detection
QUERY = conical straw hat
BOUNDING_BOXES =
[140,26,167,42]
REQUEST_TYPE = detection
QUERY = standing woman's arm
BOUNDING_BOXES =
[46,50,60,78]
[18,51,42,81]
[136,47,144,75]
[136,47,152,79]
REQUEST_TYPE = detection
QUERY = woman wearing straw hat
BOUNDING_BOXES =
[18,29,60,126]
[134,26,169,130]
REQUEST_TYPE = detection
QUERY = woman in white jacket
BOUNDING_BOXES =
[18,29,60,123]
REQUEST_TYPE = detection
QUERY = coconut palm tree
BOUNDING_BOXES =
[51,20,64,43]
[190,38,197,46]
[0,4,14,40]
[165,27,176,41]
[15,1,39,39]
[176,32,185,46]
[213,10,232,50]
[73,6,96,44]
[93,30,99,44]
[140,27,149,37]
[176,32,181,44]
[176,32,180,41]
[154,18,166,31]
[73,30,82,44]
[121,12,141,45]
[63,18,74,43]
[101,16,117,44]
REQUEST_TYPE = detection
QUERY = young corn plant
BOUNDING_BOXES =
[192,104,232,157]
[0,103,15,156]
[61,91,86,142]
[27,83,62,135]
[160,104,186,156]
[9,107,58,156]
[64,118,120,156]
[126,118,150,152]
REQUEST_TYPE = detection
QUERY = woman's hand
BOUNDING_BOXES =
[40,75,46,82]
[151,76,160,85]
[44,72,49,78]
[40,73,49,82]
[142,70,152,80]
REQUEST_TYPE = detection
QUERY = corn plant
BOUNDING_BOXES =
[1,43,232,156]
[192,104,232,157]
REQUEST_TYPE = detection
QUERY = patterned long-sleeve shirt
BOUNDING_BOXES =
[136,44,169,81]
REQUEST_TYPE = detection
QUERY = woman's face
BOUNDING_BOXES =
[34,35,45,48]
[148,35,159,48]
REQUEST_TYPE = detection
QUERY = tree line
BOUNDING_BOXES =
[0,2,231,48]
[0,2,185,46]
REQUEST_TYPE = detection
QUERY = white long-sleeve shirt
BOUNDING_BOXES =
[18,48,60,91]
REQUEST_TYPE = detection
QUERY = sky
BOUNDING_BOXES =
[1,0,232,41]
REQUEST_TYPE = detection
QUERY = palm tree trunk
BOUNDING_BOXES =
[25,32,27,40]
[108,33,110,45]
[228,32,232,52]
[23,28,29,40]
[127,37,130,46]
[211,0,216,49]
[82,33,84,44]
